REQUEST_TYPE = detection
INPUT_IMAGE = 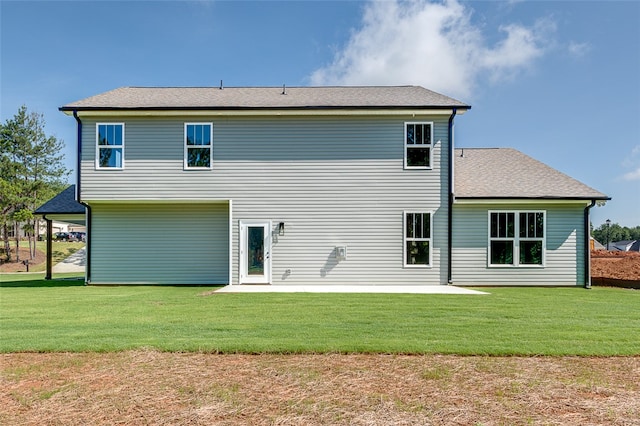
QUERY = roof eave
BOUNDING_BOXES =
[454,196,611,203]
[59,105,471,113]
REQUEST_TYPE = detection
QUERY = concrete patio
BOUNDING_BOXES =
[215,285,487,294]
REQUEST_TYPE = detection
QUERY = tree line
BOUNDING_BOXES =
[592,222,640,246]
[1,105,69,262]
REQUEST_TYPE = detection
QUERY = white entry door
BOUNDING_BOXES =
[239,221,271,284]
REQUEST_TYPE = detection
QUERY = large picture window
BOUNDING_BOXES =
[96,123,124,169]
[489,211,545,267]
[404,211,432,267]
[184,123,212,169]
[404,122,433,169]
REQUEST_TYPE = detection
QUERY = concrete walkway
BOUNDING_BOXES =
[52,247,86,273]
[215,285,487,294]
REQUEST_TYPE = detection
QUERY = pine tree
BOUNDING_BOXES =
[0,105,69,262]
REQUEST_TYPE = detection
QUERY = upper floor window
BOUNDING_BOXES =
[185,123,212,169]
[489,211,545,267]
[405,122,433,169]
[404,211,432,267]
[96,123,124,169]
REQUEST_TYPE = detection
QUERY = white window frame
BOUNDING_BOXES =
[96,123,124,170]
[184,123,213,170]
[403,211,433,268]
[404,122,433,170]
[488,210,546,268]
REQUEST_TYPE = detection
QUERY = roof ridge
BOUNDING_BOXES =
[121,85,424,89]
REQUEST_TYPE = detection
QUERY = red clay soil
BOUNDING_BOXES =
[591,250,640,288]
[0,247,45,273]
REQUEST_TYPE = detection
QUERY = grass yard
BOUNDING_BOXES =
[2,282,639,425]
[1,282,638,355]
[0,241,84,273]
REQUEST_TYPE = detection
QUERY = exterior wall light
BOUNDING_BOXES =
[278,222,285,236]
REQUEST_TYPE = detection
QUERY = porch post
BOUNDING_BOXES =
[45,218,53,280]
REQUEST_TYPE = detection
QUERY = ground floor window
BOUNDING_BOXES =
[489,211,545,266]
[404,211,432,267]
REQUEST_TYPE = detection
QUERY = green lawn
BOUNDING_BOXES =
[0,282,638,355]
[1,241,85,273]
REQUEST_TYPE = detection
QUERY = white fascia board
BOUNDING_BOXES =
[67,108,462,118]
[84,199,231,204]
[453,198,593,206]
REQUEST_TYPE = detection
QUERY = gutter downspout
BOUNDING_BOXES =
[447,108,457,285]
[584,199,596,289]
[73,111,91,284]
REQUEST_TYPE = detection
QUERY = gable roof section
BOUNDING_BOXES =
[60,86,470,112]
[454,148,609,200]
[34,185,85,215]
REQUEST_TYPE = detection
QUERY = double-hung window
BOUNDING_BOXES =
[404,212,432,267]
[489,211,545,267]
[184,123,213,169]
[96,123,124,169]
[404,122,433,169]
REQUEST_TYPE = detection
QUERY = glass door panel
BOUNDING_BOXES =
[240,221,271,284]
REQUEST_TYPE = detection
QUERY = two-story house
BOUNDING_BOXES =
[60,86,608,286]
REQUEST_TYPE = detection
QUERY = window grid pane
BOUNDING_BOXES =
[185,124,212,168]
[406,241,430,265]
[97,124,123,168]
[491,241,513,265]
[490,211,544,266]
[405,212,431,266]
[406,147,430,167]
[405,123,432,168]
[407,124,415,145]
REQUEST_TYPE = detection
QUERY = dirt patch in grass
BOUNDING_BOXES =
[2,351,638,425]
[0,248,45,273]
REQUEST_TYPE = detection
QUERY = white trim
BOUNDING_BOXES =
[239,220,272,284]
[487,210,546,268]
[403,210,433,268]
[69,109,465,118]
[184,122,213,170]
[228,199,233,285]
[455,199,595,206]
[95,123,124,170]
[404,122,434,170]
[84,199,229,204]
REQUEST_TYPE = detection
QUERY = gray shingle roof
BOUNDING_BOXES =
[34,185,86,215]
[454,148,609,200]
[60,86,470,111]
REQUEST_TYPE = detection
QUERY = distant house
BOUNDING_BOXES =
[610,240,640,252]
[59,86,609,286]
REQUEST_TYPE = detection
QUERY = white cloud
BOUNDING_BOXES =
[310,0,553,99]
[567,41,591,57]
[621,145,640,181]
[622,168,640,181]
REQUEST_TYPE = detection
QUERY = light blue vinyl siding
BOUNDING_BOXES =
[90,202,229,285]
[451,203,587,286]
[80,115,451,285]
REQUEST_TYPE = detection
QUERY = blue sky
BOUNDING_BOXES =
[1,0,639,227]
